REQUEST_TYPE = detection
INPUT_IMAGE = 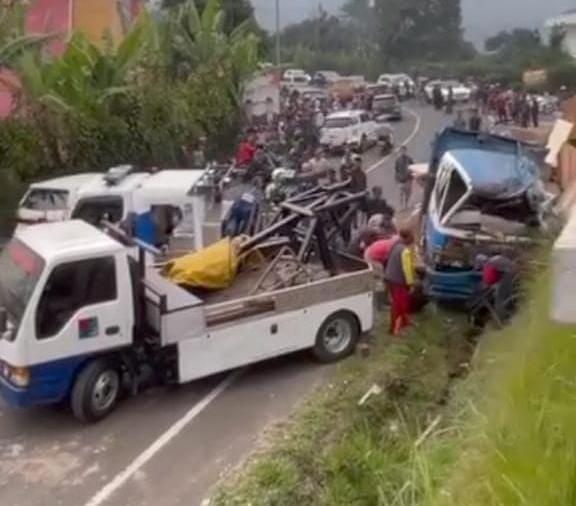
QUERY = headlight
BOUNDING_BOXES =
[11,367,30,388]
[1,362,30,388]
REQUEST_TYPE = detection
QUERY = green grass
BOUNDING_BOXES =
[215,265,576,506]
[214,310,473,506]
[419,271,576,506]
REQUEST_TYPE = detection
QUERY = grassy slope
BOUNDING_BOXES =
[215,269,576,506]
[214,311,474,506]
[423,271,576,506]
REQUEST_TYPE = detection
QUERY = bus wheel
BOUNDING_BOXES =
[71,360,121,423]
[313,311,360,363]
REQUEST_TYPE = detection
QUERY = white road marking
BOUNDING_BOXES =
[366,106,423,174]
[83,370,243,506]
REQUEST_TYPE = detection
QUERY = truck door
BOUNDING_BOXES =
[29,255,132,364]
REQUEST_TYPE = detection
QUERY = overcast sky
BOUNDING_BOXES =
[252,0,576,44]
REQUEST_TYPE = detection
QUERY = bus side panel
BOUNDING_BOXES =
[177,293,373,384]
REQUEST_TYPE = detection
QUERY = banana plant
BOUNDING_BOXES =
[0,1,53,70]
[16,12,151,120]
[148,0,258,85]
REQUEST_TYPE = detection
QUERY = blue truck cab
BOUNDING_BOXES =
[422,128,548,300]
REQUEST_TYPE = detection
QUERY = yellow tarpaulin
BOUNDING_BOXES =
[163,238,241,290]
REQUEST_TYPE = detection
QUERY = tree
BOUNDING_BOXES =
[343,0,473,66]
[162,0,255,35]
[147,0,258,98]
[483,27,571,72]
[4,0,258,178]
[282,8,358,54]
[485,29,541,54]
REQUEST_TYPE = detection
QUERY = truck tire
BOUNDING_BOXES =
[71,359,121,423]
[312,311,360,363]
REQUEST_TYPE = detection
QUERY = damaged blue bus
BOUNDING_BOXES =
[422,128,551,300]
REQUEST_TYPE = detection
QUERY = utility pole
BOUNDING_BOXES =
[275,0,281,67]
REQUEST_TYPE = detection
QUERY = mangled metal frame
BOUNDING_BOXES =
[241,181,367,276]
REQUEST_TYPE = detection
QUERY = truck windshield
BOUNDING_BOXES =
[21,189,69,211]
[0,239,45,329]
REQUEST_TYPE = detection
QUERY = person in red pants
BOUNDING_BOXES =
[384,229,417,335]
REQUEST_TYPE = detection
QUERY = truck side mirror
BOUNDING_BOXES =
[0,308,7,334]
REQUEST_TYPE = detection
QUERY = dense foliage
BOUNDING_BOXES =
[282,0,475,78]
[0,0,259,233]
[281,0,576,88]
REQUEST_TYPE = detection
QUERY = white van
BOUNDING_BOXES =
[18,167,215,251]
[17,173,100,230]
[282,69,311,87]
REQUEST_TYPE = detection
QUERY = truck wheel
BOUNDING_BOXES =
[313,311,360,363]
[71,360,121,423]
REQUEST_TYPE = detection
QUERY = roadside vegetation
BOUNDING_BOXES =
[215,260,576,506]
[0,0,260,233]
[214,309,475,505]
[423,269,576,506]
[280,1,576,89]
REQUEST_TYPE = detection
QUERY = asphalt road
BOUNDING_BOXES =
[0,102,450,506]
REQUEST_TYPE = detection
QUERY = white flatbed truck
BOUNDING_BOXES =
[0,220,373,422]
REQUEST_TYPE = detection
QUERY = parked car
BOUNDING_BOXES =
[311,70,341,87]
[373,94,403,121]
[424,80,472,103]
[535,93,559,115]
[377,73,415,98]
[320,110,379,153]
[366,83,391,96]
[300,88,330,102]
[282,69,311,87]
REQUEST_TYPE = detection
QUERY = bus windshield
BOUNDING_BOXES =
[0,239,45,334]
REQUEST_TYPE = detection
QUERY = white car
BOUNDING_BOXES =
[282,69,311,87]
[313,70,341,85]
[377,73,415,97]
[425,80,472,103]
[320,110,379,153]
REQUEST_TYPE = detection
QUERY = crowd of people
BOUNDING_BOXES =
[224,76,538,337]
[420,78,564,135]
[476,85,548,128]
[223,84,427,336]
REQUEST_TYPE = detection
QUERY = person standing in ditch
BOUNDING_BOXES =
[384,228,417,336]
[394,146,414,210]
